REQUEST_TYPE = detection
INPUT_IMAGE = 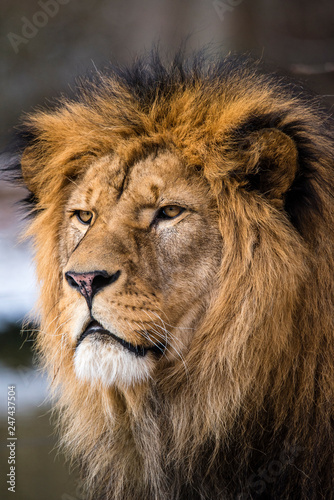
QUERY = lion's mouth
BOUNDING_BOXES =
[76,320,165,357]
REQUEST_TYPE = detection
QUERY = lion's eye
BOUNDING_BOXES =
[157,205,184,220]
[75,210,93,225]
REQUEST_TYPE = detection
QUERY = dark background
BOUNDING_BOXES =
[0,1,333,499]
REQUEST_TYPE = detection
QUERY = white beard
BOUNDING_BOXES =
[74,337,155,387]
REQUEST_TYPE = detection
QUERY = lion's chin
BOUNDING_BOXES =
[74,340,156,387]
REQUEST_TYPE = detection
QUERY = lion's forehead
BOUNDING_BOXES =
[70,151,208,215]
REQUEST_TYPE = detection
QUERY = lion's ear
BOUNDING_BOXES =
[238,128,298,206]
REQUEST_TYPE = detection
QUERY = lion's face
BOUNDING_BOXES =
[59,151,222,387]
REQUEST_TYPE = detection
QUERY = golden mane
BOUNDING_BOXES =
[7,53,334,499]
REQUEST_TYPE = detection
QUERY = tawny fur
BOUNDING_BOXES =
[7,54,334,499]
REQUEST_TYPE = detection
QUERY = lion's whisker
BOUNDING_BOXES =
[129,319,187,368]
[133,318,189,377]
[142,309,189,350]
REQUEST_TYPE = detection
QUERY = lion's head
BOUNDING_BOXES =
[60,150,221,388]
[8,54,334,499]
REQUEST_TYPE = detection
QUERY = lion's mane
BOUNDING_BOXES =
[6,53,334,499]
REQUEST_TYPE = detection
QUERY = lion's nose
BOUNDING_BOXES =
[65,270,121,307]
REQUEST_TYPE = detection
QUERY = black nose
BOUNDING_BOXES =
[65,270,121,307]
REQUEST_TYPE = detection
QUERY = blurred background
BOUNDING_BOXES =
[0,0,333,498]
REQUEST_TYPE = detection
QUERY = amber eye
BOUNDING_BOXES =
[75,210,93,225]
[158,205,184,220]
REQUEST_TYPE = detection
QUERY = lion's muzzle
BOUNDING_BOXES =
[77,319,165,357]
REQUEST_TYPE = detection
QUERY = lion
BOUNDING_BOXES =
[6,53,334,499]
